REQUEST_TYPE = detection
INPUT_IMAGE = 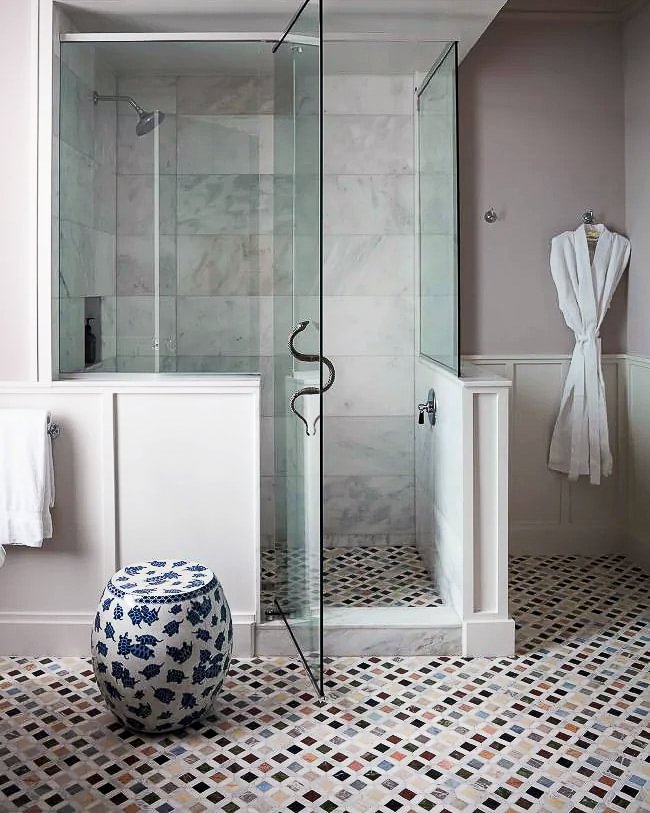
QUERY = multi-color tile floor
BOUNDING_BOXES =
[1,555,648,812]
[261,546,443,611]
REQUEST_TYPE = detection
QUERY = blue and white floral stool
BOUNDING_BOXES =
[91,559,233,733]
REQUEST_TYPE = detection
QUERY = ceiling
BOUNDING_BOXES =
[57,0,508,61]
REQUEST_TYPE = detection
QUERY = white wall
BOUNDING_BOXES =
[625,356,650,571]
[0,0,38,380]
[0,379,260,656]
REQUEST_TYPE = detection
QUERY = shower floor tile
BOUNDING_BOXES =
[261,545,444,610]
[1,554,648,813]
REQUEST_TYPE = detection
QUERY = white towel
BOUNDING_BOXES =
[0,409,55,566]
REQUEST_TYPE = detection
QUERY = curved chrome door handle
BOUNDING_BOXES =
[288,321,336,435]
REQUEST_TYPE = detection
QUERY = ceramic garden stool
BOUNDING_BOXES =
[91,559,233,733]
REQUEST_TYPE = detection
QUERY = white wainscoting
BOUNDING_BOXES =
[416,358,514,656]
[0,377,260,657]
[465,354,647,564]
[625,355,650,572]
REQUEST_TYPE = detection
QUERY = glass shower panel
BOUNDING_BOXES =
[58,42,119,373]
[116,107,167,373]
[418,42,460,375]
[273,0,323,694]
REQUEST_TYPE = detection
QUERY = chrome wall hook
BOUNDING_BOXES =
[484,208,498,224]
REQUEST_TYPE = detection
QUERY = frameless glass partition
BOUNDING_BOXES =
[418,42,460,375]
[57,40,271,375]
[272,0,324,694]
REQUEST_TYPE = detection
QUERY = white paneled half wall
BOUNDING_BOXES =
[0,377,260,657]
[468,354,650,571]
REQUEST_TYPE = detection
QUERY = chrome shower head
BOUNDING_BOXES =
[93,91,165,137]
[136,109,165,137]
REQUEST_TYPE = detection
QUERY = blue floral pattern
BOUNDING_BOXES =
[91,559,233,733]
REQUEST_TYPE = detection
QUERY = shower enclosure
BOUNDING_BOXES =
[55,0,459,694]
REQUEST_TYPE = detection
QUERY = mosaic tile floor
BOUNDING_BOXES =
[1,554,648,813]
[261,546,444,611]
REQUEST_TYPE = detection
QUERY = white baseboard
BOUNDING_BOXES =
[463,617,515,656]
[0,612,255,658]
[510,524,626,556]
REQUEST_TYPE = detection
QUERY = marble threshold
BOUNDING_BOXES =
[255,604,462,657]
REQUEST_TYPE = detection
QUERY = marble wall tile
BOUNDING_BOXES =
[59,142,94,228]
[117,113,177,175]
[261,416,275,476]
[176,296,272,356]
[323,475,415,535]
[419,112,455,175]
[117,175,176,235]
[324,417,414,476]
[52,56,61,139]
[95,63,116,98]
[116,356,156,373]
[260,475,276,541]
[52,138,60,221]
[420,234,456,297]
[94,98,117,169]
[60,43,95,89]
[176,75,273,115]
[324,295,414,357]
[323,356,414,417]
[60,62,94,159]
[94,232,116,296]
[420,170,454,236]
[175,354,259,372]
[58,296,85,373]
[176,235,272,296]
[324,235,414,296]
[117,235,176,296]
[59,221,114,297]
[323,115,413,175]
[421,294,456,365]
[115,295,176,357]
[270,174,303,237]
[94,164,116,234]
[117,76,177,114]
[101,296,116,361]
[177,115,273,175]
[265,234,291,296]
[176,174,263,235]
[323,75,414,115]
[323,175,414,236]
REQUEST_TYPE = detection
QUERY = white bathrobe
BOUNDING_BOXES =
[548,224,630,485]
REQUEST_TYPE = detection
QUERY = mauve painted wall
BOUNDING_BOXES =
[458,17,627,355]
[624,2,650,357]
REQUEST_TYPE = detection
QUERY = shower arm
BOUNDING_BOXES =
[92,91,145,115]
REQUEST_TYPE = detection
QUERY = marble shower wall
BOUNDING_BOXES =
[58,45,117,372]
[322,75,417,548]
[115,73,274,374]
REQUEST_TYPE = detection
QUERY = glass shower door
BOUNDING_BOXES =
[272,0,324,693]
[418,42,460,375]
